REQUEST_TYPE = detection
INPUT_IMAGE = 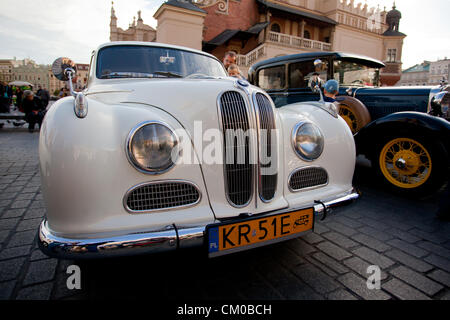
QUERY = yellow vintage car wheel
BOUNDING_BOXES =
[379,138,432,189]
[339,105,358,134]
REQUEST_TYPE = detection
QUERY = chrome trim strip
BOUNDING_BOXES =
[38,189,359,259]
[288,166,329,192]
[125,120,179,175]
[123,180,202,214]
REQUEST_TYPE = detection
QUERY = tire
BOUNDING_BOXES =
[373,134,448,196]
[337,96,371,134]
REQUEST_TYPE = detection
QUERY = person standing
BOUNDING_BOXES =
[223,51,237,71]
[22,90,44,132]
[37,86,50,109]
[15,87,23,112]
[323,80,339,103]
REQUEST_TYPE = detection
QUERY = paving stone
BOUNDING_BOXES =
[410,229,448,245]
[387,239,429,258]
[385,249,433,273]
[317,241,352,261]
[334,216,364,229]
[15,282,53,300]
[312,252,349,274]
[313,223,329,234]
[9,200,31,209]
[424,255,450,273]
[383,279,431,300]
[6,230,37,248]
[327,289,358,300]
[351,233,391,252]
[3,186,23,193]
[23,208,46,220]
[0,281,16,300]
[417,241,450,259]
[21,186,40,193]
[383,219,414,232]
[16,218,42,232]
[323,232,358,249]
[0,257,26,281]
[324,221,358,237]
[0,230,10,244]
[302,232,324,245]
[291,264,340,295]
[352,247,395,269]
[256,262,322,300]
[358,226,394,242]
[30,201,45,209]
[343,256,388,280]
[0,245,31,260]
[427,270,450,287]
[285,238,316,257]
[23,259,58,286]
[390,266,443,296]
[1,209,25,219]
[358,217,390,231]
[303,255,338,278]
[14,193,36,201]
[337,273,390,300]
[0,193,16,200]
[385,228,421,243]
[0,218,19,230]
[0,199,12,208]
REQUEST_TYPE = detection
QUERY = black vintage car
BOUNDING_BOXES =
[248,52,450,195]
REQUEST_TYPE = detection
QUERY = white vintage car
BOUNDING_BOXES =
[38,41,359,259]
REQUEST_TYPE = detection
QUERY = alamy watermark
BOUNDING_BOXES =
[366,265,382,290]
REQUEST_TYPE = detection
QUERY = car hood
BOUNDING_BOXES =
[85,78,245,131]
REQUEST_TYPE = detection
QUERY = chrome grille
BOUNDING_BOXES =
[219,91,252,207]
[125,181,200,212]
[255,93,277,201]
[289,167,328,192]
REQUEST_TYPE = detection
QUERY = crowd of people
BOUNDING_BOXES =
[0,82,51,132]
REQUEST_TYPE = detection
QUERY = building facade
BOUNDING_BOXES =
[397,61,430,86]
[0,60,14,83]
[110,3,156,42]
[429,59,450,86]
[110,0,406,85]
[13,61,50,90]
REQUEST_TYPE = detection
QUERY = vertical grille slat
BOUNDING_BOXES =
[219,91,252,207]
[255,93,277,202]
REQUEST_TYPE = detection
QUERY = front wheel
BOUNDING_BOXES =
[374,136,448,196]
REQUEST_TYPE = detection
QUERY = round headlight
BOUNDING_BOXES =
[127,122,179,174]
[292,122,324,161]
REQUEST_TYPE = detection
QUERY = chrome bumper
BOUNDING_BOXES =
[38,189,359,259]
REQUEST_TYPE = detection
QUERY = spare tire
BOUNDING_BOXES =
[337,96,371,134]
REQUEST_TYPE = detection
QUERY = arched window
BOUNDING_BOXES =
[303,30,311,39]
[270,23,281,33]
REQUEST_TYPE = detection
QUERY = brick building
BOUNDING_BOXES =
[110,0,407,86]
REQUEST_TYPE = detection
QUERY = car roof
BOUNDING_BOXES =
[250,52,385,69]
[95,41,220,62]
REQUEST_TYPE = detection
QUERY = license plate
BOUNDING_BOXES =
[207,208,314,257]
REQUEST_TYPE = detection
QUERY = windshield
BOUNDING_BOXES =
[96,45,227,79]
[334,60,379,87]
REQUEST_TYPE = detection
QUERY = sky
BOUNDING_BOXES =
[0,0,448,69]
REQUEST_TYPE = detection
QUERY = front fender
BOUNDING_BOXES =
[355,111,450,159]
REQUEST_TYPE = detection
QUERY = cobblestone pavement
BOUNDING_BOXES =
[0,131,449,300]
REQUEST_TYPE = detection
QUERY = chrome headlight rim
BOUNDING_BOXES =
[291,121,325,162]
[126,120,179,175]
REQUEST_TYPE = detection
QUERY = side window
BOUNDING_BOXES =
[288,60,328,89]
[257,65,286,90]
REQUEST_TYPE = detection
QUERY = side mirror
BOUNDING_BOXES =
[51,57,77,81]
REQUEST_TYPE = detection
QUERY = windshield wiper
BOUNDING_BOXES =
[100,72,156,79]
[153,71,183,78]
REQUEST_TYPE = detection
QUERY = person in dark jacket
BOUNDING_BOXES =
[37,86,50,108]
[22,90,44,132]
[0,81,10,113]
[15,88,23,111]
